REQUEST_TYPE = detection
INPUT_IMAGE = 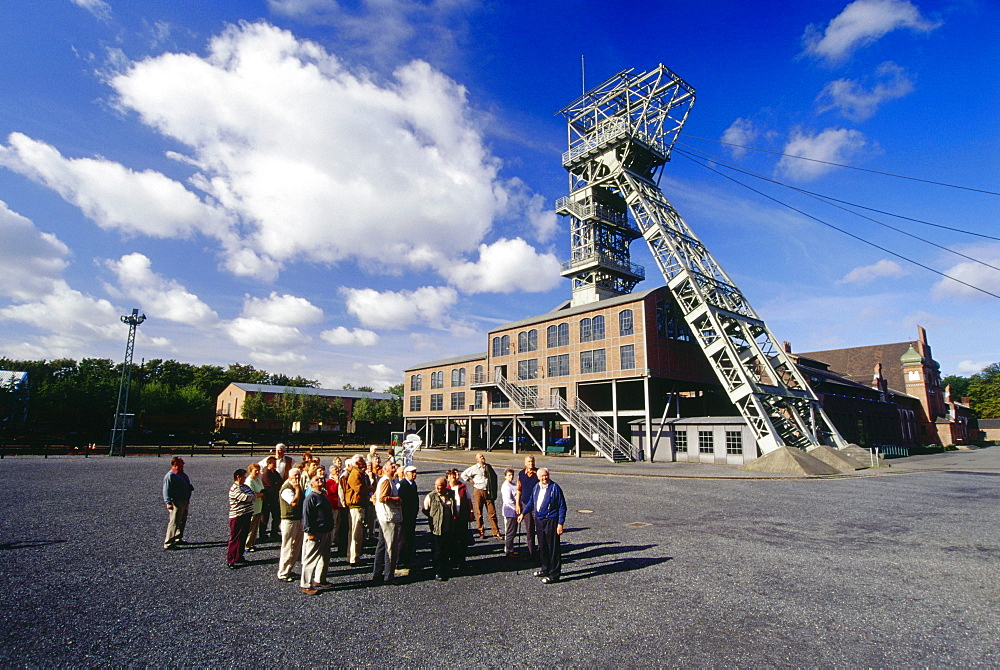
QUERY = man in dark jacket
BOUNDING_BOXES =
[162,457,194,550]
[517,468,567,584]
[397,465,420,574]
[300,473,334,595]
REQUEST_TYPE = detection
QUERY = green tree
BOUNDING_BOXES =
[352,396,376,422]
[967,363,1000,418]
[226,363,270,384]
[241,393,275,420]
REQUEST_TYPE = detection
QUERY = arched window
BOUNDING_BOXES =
[619,309,633,336]
[580,318,592,343]
[592,315,605,341]
[547,323,569,348]
[492,337,501,357]
[500,335,510,356]
[474,365,484,384]
[519,329,537,352]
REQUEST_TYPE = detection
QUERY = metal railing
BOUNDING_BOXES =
[491,373,636,463]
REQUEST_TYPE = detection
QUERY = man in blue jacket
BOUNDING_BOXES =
[517,468,567,584]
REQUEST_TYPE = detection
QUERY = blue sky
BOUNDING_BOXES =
[1,0,997,389]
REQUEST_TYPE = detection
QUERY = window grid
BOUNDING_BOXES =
[580,349,606,374]
[450,392,465,410]
[429,394,443,411]
[517,359,538,380]
[698,430,714,454]
[675,431,687,452]
[620,344,635,370]
[546,354,570,377]
[409,396,421,412]
[726,431,743,455]
[592,315,605,341]
[546,323,569,348]
[619,309,634,336]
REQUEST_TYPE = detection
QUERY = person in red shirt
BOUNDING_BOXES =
[316,466,341,548]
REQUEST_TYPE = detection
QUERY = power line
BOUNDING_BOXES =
[673,145,1000,274]
[675,142,1000,241]
[676,151,1000,301]
[679,134,1000,197]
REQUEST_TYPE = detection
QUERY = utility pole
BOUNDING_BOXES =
[109,308,146,457]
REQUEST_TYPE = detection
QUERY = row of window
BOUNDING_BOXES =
[674,430,743,455]
[411,367,469,391]
[413,343,637,392]
[544,345,634,378]
[491,310,638,358]
[409,391,485,412]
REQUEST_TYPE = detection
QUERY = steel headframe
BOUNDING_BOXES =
[557,63,846,454]
[109,308,146,457]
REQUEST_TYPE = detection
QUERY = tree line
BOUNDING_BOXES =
[0,357,401,443]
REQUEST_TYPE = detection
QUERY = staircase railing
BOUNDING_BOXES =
[492,374,636,463]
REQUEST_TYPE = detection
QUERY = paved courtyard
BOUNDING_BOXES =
[0,449,998,666]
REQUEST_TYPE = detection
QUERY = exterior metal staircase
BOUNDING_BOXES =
[492,373,636,463]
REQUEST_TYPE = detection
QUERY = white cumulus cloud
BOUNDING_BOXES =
[226,317,306,349]
[721,118,759,158]
[442,238,561,294]
[817,62,914,121]
[103,22,551,283]
[0,200,70,301]
[0,132,231,239]
[341,285,458,329]
[777,127,868,181]
[931,243,1000,302]
[802,0,940,64]
[0,281,122,342]
[320,326,380,346]
[242,292,324,326]
[838,259,907,285]
[224,291,323,351]
[104,253,219,326]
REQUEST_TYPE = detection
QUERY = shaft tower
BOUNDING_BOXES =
[557,65,846,454]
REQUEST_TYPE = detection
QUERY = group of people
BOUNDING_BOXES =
[162,444,568,594]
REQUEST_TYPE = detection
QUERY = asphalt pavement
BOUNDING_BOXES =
[0,448,997,666]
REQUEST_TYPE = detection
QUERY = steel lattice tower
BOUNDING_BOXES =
[109,308,145,457]
[557,65,847,454]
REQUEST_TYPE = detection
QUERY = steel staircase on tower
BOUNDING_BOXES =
[492,373,635,463]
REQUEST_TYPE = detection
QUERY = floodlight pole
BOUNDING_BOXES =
[109,308,146,457]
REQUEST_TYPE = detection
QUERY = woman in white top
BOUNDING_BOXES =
[500,469,519,557]
[244,462,265,552]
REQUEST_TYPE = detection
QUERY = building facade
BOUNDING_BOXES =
[405,301,971,461]
[216,383,398,437]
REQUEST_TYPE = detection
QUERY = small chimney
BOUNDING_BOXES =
[782,341,792,354]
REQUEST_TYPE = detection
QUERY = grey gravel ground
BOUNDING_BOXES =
[1,449,998,667]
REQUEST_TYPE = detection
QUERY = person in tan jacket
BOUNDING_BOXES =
[344,455,368,566]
